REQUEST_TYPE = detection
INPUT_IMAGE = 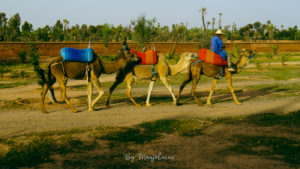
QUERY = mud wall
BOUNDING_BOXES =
[1,41,300,62]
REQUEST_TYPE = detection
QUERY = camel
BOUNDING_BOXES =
[106,52,193,107]
[38,49,139,113]
[176,49,254,106]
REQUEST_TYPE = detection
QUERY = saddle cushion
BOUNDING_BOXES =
[198,48,228,66]
[130,49,158,65]
[60,47,95,63]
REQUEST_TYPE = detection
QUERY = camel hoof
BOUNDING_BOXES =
[236,102,242,105]
[88,108,94,111]
[206,101,212,106]
[72,109,78,113]
[197,103,203,106]
[172,101,177,105]
[135,104,142,107]
[146,103,152,107]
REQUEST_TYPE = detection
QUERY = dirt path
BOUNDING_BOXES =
[1,73,300,138]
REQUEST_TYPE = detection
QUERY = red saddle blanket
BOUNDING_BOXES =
[198,48,228,66]
[130,49,158,65]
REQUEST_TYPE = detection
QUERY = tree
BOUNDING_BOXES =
[218,13,222,29]
[63,19,69,41]
[21,21,33,41]
[199,8,207,30]
[131,15,157,47]
[212,18,216,31]
[101,23,112,48]
[7,13,21,41]
[50,20,64,41]
[0,12,7,41]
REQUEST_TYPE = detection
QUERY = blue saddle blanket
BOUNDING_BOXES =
[60,47,95,63]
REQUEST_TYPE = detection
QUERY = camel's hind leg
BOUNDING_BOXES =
[41,83,50,113]
[48,87,57,103]
[145,80,155,106]
[206,78,218,105]
[226,73,241,105]
[160,77,176,105]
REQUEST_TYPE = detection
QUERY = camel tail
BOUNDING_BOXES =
[34,59,56,87]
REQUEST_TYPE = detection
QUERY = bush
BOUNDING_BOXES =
[18,50,27,63]
[280,53,292,65]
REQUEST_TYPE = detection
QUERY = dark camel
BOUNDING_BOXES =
[176,49,254,106]
[38,49,139,113]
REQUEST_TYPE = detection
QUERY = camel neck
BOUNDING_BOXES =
[169,56,189,76]
[101,58,126,74]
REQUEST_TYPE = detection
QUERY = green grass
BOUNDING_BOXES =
[225,135,300,165]
[0,119,207,168]
[0,81,29,89]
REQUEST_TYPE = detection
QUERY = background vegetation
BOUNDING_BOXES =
[1,12,300,44]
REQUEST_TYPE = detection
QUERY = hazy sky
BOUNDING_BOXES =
[0,0,299,29]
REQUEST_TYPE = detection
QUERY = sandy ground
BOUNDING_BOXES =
[1,73,300,138]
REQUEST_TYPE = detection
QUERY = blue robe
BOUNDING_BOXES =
[211,35,227,60]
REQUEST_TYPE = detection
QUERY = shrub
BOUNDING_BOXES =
[18,50,27,63]
[280,53,292,65]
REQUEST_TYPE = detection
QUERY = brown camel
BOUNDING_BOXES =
[38,49,139,113]
[176,49,254,106]
[106,52,193,107]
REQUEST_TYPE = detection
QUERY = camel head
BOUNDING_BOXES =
[117,47,140,64]
[236,48,254,72]
[179,52,194,67]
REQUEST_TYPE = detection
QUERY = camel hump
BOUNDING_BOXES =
[60,47,95,63]
[198,48,228,66]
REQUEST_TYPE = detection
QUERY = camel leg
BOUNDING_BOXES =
[207,79,218,105]
[176,73,192,105]
[48,87,57,103]
[90,74,104,109]
[58,79,77,113]
[226,75,242,105]
[106,72,125,107]
[125,73,141,107]
[87,80,93,111]
[160,77,176,105]
[41,83,50,113]
[145,80,155,106]
[191,74,201,106]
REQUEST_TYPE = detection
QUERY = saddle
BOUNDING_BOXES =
[198,48,228,66]
[60,47,95,63]
[130,49,158,65]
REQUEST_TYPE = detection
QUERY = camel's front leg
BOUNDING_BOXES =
[160,77,176,105]
[145,80,155,106]
[87,80,93,111]
[125,73,141,107]
[59,79,78,113]
[226,76,241,105]
[207,78,218,105]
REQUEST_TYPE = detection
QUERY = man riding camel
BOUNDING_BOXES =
[211,29,235,71]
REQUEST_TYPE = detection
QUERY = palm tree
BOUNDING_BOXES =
[206,21,211,30]
[218,13,222,29]
[212,18,216,31]
[199,8,207,31]
[63,19,69,41]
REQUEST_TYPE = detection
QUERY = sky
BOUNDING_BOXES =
[0,0,299,29]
